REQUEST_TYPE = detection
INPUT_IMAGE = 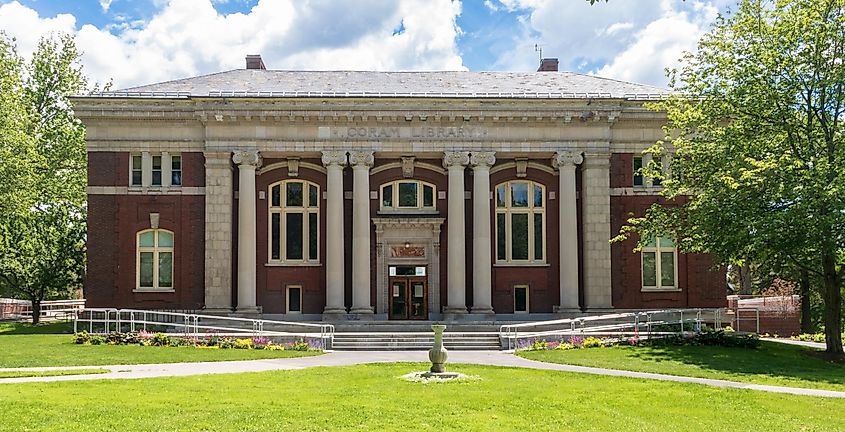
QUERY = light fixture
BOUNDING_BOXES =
[404,242,411,248]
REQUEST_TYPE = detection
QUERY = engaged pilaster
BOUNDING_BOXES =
[322,151,348,316]
[581,152,613,310]
[470,151,495,315]
[233,150,261,314]
[443,151,470,315]
[349,150,374,314]
[203,152,234,312]
[552,151,583,312]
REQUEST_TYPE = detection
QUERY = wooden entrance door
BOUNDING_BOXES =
[388,276,427,320]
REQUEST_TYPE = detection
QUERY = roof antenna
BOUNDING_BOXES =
[534,43,544,63]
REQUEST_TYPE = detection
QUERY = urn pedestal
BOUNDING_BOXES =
[428,324,448,373]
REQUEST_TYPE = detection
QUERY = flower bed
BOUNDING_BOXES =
[517,328,759,351]
[72,330,319,351]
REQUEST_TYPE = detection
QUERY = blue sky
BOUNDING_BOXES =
[0,0,737,89]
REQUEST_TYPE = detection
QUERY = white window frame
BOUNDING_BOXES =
[495,180,546,265]
[128,152,182,188]
[633,154,670,188]
[640,236,679,291]
[379,180,437,212]
[514,285,529,314]
[131,155,143,186]
[268,180,320,265]
[286,285,303,314]
[135,229,175,292]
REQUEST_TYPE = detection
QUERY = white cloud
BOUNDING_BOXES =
[99,0,114,12]
[0,0,466,89]
[488,0,729,87]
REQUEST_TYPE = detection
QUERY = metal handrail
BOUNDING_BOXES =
[499,308,725,350]
[74,308,335,350]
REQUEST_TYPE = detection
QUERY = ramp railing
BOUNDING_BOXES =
[499,308,737,350]
[74,308,334,350]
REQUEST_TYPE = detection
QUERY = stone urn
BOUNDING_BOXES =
[429,324,448,373]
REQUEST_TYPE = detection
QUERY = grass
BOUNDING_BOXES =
[0,321,321,367]
[519,341,845,391]
[2,363,844,431]
[0,368,110,378]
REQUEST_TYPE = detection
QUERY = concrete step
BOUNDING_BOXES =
[331,332,502,351]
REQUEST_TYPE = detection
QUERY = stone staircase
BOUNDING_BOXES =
[331,331,502,351]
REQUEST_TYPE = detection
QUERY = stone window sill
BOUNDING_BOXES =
[377,210,440,216]
[133,288,175,293]
[493,263,550,268]
[640,287,682,293]
[128,186,184,194]
[265,262,322,267]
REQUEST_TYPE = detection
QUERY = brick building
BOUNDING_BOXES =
[74,56,726,321]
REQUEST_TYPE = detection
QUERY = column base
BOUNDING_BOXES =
[470,306,494,317]
[322,306,348,315]
[202,307,233,315]
[442,306,467,314]
[349,306,374,314]
[235,306,262,316]
[553,306,582,313]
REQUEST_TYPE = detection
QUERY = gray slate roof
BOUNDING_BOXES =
[101,69,668,100]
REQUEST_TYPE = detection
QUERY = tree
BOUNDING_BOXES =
[618,0,845,354]
[0,204,86,324]
[0,33,90,323]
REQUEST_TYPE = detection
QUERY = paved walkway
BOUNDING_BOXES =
[2,350,845,398]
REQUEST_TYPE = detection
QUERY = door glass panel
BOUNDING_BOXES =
[398,182,418,207]
[661,251,675,287]
[391,281,407,319]
[642,252,657,286]
[410,281,425,319]
[511,213,529,260]
[286,182,303,207]
[511,182,529,207]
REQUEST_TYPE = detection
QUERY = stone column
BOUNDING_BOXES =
[349,150,374,314]
[233,150,261,313]
[470,151,495,315]
[582,152,613,310]
[443,151,470,315]
[203,152,234,312]
[552,151,583,312]
[322,151,348,316]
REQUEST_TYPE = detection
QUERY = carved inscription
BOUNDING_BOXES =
[319,126,488,140]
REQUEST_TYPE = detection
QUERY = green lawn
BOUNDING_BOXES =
[0,321,321,367]
[0,368,109,378]
[519,341,845,391]
[2,363,843,431]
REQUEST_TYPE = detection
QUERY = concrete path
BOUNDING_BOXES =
[763,337,827,349]
[2,350,845,398]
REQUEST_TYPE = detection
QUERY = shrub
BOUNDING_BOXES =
[555,342,575,350]
[150,333,171,347]
[582,337,603,348]
[218,337,236,349]
[566,336,585,347]
[89,335,106,345]
[72,331,90,345]
[529,340,549,351]
[234,338,254,349]
[264,343,285,351]
[288,340,310,351]
[723,326,735,332]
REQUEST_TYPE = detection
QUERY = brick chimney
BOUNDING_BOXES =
[246,54,266,70]
[537,58,558,72]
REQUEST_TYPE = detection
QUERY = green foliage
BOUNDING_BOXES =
[582,337,604,348]
[616,0,845,353]
[234,338,254,350]
[150,333,171,347]
[288,340,310,351]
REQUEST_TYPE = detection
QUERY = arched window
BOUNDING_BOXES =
[641,236,677,290]
[495,180,545,264]
[269,180,320,263]
[136,229,174,290]
[380,180,436,212]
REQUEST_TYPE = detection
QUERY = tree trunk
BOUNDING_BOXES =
[739,265,753,295]
[821,252,843,354]
[800,269,814,334]
[31,299,41,325]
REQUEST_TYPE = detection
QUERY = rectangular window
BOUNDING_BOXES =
[308,213,318,261]
[131,155,142,186]
[496,214,506,261]
[139,252,154,287]
[514,285,529,314]
[660,252,675,287]
[151,156,162,186]
[398,182,417,207]
[271,213,280,260]
[633,156,644,187]
[286,182,303,207]
[533,213,543,261]
[170,156,182,186]
[287,286,302,314]
[286,213,303,260]
[158,252,173,288]
[641,236,677,290]
[642,252,657,287]
[423,185,434,207]
[382,184,393,207]
[511,213,529,260]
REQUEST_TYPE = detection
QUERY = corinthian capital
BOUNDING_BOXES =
[470,151,496,169]
[348,150,374,168]
[321,150,348,167]
[551,151,583,169]
[232,150,261,167]
[442,151,470,169]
